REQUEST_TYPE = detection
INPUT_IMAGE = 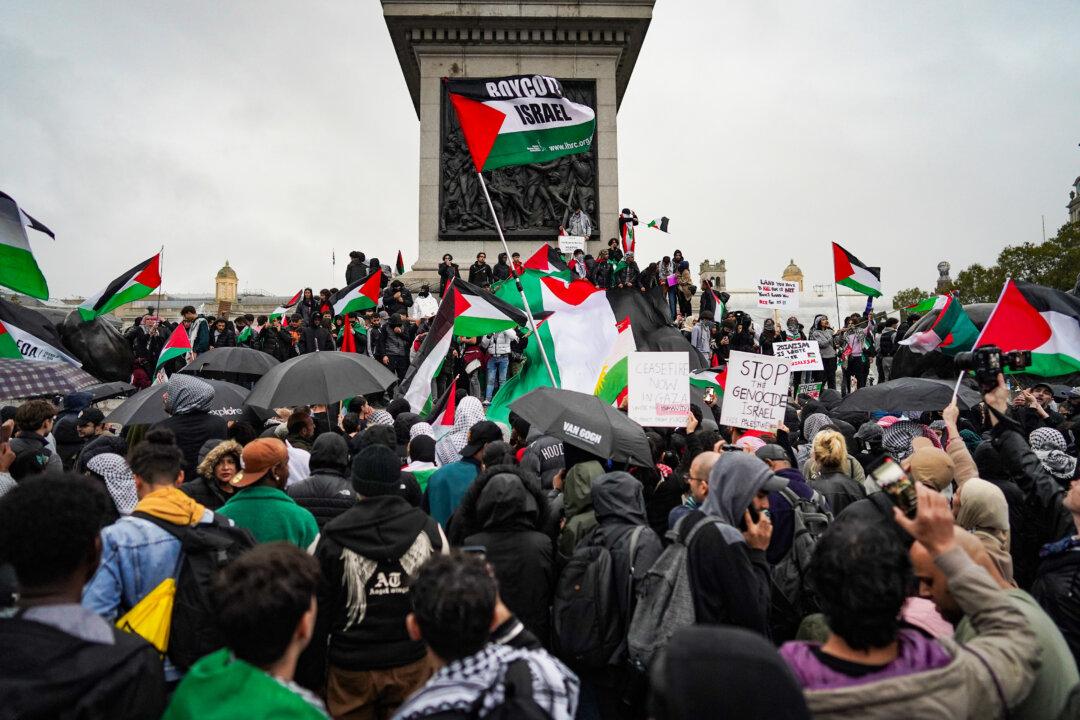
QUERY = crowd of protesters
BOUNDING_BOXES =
[2,243,1080,720]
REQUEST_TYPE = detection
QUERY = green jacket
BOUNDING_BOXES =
[955,588,1079,720]
[557,460,605,559]
[218,485,319,549]
[163,648,328,720]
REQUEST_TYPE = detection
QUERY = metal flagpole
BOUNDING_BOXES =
[475,171,558,387]
[833,282,843,331]
[155,245,165,317]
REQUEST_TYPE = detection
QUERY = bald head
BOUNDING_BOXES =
[910,527,1008,625]
[687,451,720,504]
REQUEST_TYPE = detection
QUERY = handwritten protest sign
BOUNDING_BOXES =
[628,352,690,427]
[756,278,799,308]
[797,381,824,400]
[772,340,824,371]
[719,350,792,431]
[558,235,587,255]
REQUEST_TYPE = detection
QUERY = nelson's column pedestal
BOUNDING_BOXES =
[381,0,655,284]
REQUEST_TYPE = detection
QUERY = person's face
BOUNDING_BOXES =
[270,318,280,329]
[419,285,429,296]
[477,253,487,264]
[1031,386,1053,407]
[750,490,770,514]
[512,254,520,263]
[1063,478,1080,514]
[303,289,313,300]
[182,314,194,328]
[301,418,315,438]
[215,321,225,331]
[910,542,962,623]
[443,255,452,264]
[214,456,238,485]
[687,470,709,504]
[291,319,301,329]
[77,423,97,438]
[674,251,683,261]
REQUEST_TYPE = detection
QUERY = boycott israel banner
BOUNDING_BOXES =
[627,351,689,427]
[772,340,824,371]
[719,350,792,431]
[757,278,799,308]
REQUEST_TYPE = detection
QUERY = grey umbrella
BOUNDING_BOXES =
[84,380,137,402]
[245,352,398,409]
[179,346,280,381]
[0,359,98,399]
[509,387,652,466]
[105,378,250,425]
[833,376,983,413]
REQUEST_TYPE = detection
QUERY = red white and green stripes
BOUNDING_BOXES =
[329,272,381,317]
[0,190,53,299]
[900,295,978,355]
[445,75,595,172]
[832,242,882,298]
[270,289,303,322]
[0,320,22,359]
[156,323,193,369]
[594,317,635,405]
[977,280,1080,377]
[78,253,162,321]
[690,368,727,394]
[450,278,527,337]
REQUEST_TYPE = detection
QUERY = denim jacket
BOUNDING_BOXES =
[82,510,214,680]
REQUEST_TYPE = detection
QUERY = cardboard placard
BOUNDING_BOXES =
[797,381,824,400]
[756,278,799,308]
[718,350,793,431]
[558,235,586,255]
[628,351,690,427]
[772,340,824,371]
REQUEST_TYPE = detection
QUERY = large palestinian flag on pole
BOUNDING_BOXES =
[975,279,1080,377]
[899,294,978,355]
[832,242,882,298]
[449,278,528,337]
[0,190,52,299]
[156,323,193,370]
[329,272,382,317]
[444,75,595,172]
[399,297,455,415]
[78,253,162,321]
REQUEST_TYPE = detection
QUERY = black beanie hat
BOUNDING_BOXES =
[351,445,406,497]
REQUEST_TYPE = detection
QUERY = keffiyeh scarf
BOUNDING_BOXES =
[435,396,486,466]
[87,453,138,515]
[1030,427,1077,481]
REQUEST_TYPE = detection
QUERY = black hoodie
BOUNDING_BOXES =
[310,495,445,673]
[461,466,555,645]
[286,433,355,528]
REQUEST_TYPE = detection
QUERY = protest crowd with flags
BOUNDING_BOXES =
[2,73,1080,720]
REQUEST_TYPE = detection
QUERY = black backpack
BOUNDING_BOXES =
[768,488,832,641]
[131,512,255,670]
[552,526,644,670]
[879,329,897,357]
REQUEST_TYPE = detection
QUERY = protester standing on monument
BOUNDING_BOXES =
[438,254,459,297]
[468,252,493,287]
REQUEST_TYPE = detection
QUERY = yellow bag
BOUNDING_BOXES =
[115,577,175,654]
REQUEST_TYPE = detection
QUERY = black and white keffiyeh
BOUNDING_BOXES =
[87,452,138,515]
[1030,427,1077,481]
[392,643,579,720]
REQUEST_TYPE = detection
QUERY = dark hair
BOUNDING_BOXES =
[809,518,911,650]
[14,399,56,433]
[287,409,312,436]
[127,428,184,484]
[359,424,396,452]
[181,305,197,315]
[342,412,361,434]
[10,449,50,481]
[410,553,496,662]
[213,543,319,667]
[408,435,436,463]
[347,397,367,413]
[0,474,111,588]
[699,310,714,321]
[482,441,515,467]
[290,313,303,323]
[226,421,257,447]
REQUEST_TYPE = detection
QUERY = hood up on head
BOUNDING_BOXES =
[475,471,539,531]
[700,452,785,526]
[591,471,647,526]
[164,374,215,415]
[310,432,349,474]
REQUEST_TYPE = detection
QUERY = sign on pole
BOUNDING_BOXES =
[772,340,824,371]
[627,351,690,427]
[719,350,793,431]
[558,235,587,255]
[756,278,799,309]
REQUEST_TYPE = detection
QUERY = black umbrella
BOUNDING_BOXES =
[179,347,280,381]
[84,380,137,402]
[833,376,983,413]
[104,378,250,426]
[509,387,652,466]
[245,352,398,409]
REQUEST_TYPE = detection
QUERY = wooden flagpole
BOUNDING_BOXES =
[475,172,558,388]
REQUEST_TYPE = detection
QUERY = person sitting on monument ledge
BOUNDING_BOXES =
[468,251,493,287]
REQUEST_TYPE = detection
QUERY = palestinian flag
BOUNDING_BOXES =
[329,272,381,317]
[337,318,367,345]
[399,296,456,414]
[156,323,193,369]
[0,320,22,359]
[646,217,670,233]
[396,250,405,276]
[523,243,570,274]
[0,190,52,299]
[594,317,635,405]
[0,316,82,365]
[339,315,358,353]
[237,326,253,344]
[78,253,162,321]
[689,367,727,394]
[445,75,595,172]
[619,209,638,253]
[270,289,303,322]
[899,295,978,355]
[832,242,882,298]
[904,296,942,314]
[975,280,1080,377]
[449,278,528,337]
[424,378,459,440]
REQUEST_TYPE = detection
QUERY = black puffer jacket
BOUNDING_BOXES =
[287,433,355,528]
[808,469,866,517]
[460,466,555,646]
[1032,540,1080,668]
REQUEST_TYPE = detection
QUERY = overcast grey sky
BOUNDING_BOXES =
[3,1,1078,299]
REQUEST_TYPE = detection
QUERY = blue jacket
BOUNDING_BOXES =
[424,458,480,527]
[766,467,821,565]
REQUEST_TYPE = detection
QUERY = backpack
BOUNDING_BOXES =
[129,512,255,670]
[769,488,832,635]
[466,658,550,720]
[552,525,645,670]
[879,329,897,357]
[626,514,722,671]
